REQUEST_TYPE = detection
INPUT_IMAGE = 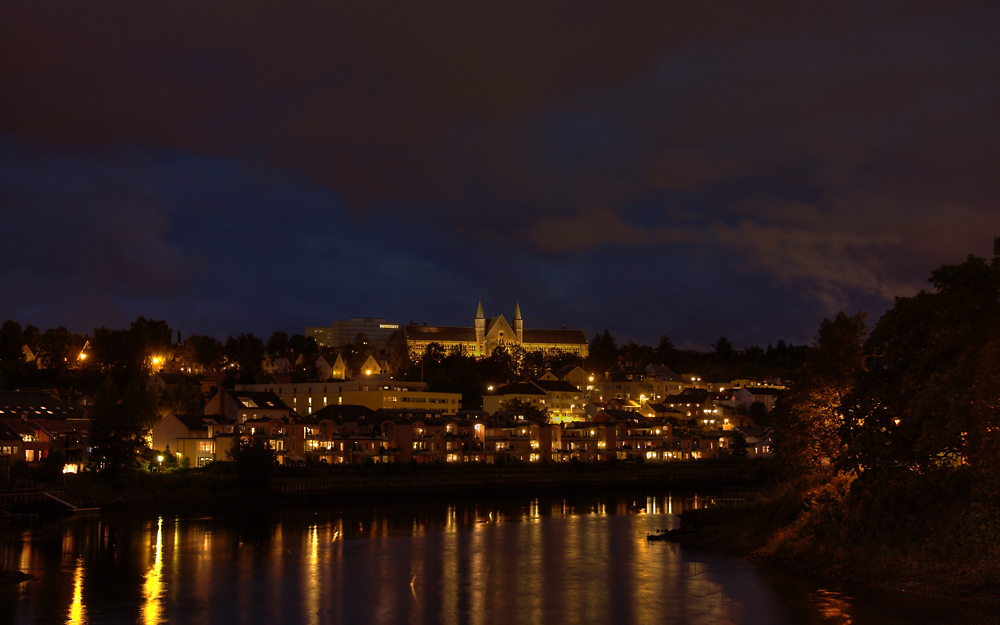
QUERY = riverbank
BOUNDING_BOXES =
[670,476,1000,604]
[21,459,769,515]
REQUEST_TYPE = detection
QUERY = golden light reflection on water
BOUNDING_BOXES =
[3,491,850,625]
[66,558,86,625]
[815,589,854,624]
[141,517,164,625]
[303,525,319,625]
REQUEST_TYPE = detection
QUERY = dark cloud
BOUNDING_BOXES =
[1,1,998,347]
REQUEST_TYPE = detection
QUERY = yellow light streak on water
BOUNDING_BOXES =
[303,525,319,625]
[142,518,164,625]
[66,558,86,625]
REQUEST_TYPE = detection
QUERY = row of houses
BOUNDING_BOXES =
[152,389,772,467]
[0,391,91,473]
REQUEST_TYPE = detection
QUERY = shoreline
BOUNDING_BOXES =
[1,461,767,517]
[668,504,1000,607]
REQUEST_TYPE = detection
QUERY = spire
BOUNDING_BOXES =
[514,300,522,321]
[476,297,485,320]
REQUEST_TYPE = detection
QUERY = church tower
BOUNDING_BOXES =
[475,298,485,347]
[513,300,523,344]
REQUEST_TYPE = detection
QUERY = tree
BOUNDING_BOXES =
[771,311,867,476]
[288,334,319,357]
[499,398,551,424]
[0,320,26,389]
[712,335,734,362]
[39,327,74,370]
[227,436,277,488]
[842,250,1000,480]
[654,334,677,365]
[129,316,173,361]
[90,317,173,385]
[223,334,265,385]
[22,325,41,353]
[479,346,516,383]
[589,330,619,372]
[88,379,159,474]
[157,384,204,417]
[748,401,770,427]
[184,334,224,372]
[730,432,748,461]
[619,340,654,369]
[267,331,289,353]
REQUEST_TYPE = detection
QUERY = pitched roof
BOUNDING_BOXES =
[743,387,785,396]
[667,388,710,404]
[521,328,587,345]
[595,409,639,422]
[154,373,200,386]
[0,419,38,436]
[172,414,217,431]
[604,369,648,382]
[399,325,478,343]
[312,404,378,422]
[644,364,682,381]
[0,391,85,418]
[30,419,77,435]
[0,422,23,441]
[494,382,546,396]
[647,403,684,414]
[377,408,448,421]
[227,391,290,410]
[530,380,580,393]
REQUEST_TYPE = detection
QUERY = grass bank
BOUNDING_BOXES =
[672,473,1000,601]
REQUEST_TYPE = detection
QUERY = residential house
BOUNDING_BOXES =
[736,426,774,458]
[204,390,293,424]
[593,410,672,462]
[313,353,347,380]
[556,422,616,462]
[602,364,688,403]
[669,431,730,460]
[151,414,220,453]
[733,387,786,412]
[0,422,25,464]
[483,378,587,422]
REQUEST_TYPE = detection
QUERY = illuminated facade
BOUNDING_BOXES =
[235,377,462,416]
[389,300,589,359]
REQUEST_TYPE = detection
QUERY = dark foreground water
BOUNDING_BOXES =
[0,489,995,625]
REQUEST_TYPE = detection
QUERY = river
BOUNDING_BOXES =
[0,489,995,624]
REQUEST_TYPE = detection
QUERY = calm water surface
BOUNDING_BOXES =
[1,490,995,625]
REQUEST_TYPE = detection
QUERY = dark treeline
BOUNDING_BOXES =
[732,239,1000,590]
[390,331,810,411]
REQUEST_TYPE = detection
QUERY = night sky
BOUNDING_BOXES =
[2,1,998,348]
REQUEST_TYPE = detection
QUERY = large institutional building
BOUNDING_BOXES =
[306,317,401,350]
[388,301,589,359]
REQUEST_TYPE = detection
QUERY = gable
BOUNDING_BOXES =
[360,354,382,375]
[484,315,516,343]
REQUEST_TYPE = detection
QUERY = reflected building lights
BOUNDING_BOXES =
[304,525,319,625]
[67,558,87,625]
[142,517,164,625]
